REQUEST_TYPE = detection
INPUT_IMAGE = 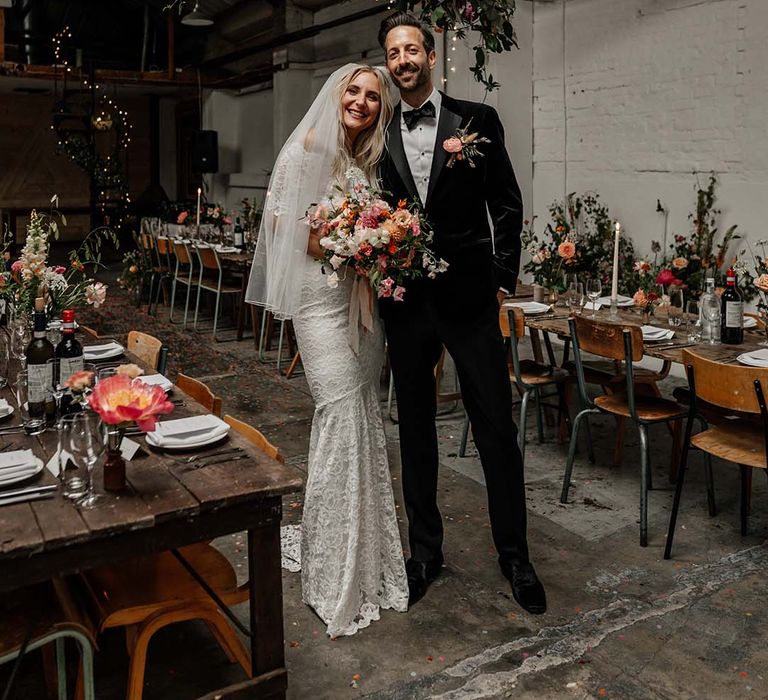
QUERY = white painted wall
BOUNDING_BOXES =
[532,0,768,261]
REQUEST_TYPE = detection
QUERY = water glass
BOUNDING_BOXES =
[0,333,9,389]
[16,369,48,435]
[58,414,89,500]
[10,318,31,365]
[566,282,585,316]
[668,288,685,327]
[67,412,105,508]
[685,300,701,342]
[702,296,721,345]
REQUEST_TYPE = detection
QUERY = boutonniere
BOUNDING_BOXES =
[442,119,491,168]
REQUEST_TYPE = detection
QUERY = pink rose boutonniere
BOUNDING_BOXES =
[443,118,491,169]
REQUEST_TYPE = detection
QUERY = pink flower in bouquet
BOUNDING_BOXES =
[379,276,395,298]
[85,281,107,308]
[671,257,688,270]
[753,274,768,292]
[89,374,174,431]
[443,137,463,154]
[177,211,189,224]
[116,363,144,379]
[634,260,651,275]
[393,285,406,302]
[64,370,95,392]
[391,209,413,229]
[10,260,23,275]
[655,269,681,287]
[54,265,66,274]
[557,240,576,260]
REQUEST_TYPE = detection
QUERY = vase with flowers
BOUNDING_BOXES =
[521,218,578,301]
[737,239,768,346]
[87,365,174,491]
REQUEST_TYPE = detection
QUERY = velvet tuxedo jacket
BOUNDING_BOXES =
[379,92,524,292]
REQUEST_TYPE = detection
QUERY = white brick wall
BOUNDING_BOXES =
[532,0,768,258]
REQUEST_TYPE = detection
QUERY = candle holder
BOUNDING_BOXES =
[609,298,620,320]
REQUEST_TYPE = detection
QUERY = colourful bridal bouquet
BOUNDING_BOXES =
[310,174,447,301]
[1,204,115,318]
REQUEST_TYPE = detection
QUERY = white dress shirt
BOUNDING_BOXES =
[400,88,441,205]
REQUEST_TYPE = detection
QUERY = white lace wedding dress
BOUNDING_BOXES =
[289,177,408,637]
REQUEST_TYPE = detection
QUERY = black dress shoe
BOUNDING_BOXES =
[500,559,547,615]
[405,555,443,606]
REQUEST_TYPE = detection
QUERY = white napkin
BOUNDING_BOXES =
[154,415,222,438]
[738,348,768,367]
[0,398,10,413]
[0,449,37,472]
[641,325,675,339]
[149,424,230,447]
[84,341,122,356]
[584,301,602,312]
[505,301,550,315]
[138,374,173,392]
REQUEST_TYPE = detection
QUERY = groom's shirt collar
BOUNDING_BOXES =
[400,88,441,205]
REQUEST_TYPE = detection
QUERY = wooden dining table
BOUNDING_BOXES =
[0,331,303,699]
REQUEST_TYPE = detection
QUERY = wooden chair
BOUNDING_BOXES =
[664,351,768,559]
[562,315,690,546]
[126,331,163,372]
[223,414,284,463]
[175,373,222,416]
[0,579,97,700]
[459,307,571,462]
[193,245,242,339]
[77,416,286,699]
[149,236,174,316]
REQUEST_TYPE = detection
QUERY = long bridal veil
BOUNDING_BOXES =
[245,63,393,320]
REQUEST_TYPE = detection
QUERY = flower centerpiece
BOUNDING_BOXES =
[521,217,577,297]
[652,173,746,299]
[176,202,232,228]
[117,240,146,301]
[737,240,768,345]
[1,203,116,320]
[311,171,448,302]
[87,366,174,491]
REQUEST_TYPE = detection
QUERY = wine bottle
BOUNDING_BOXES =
[55,308,84,382]
[25,297,55,422]
[234,217,244,249]
[720,267,743,345]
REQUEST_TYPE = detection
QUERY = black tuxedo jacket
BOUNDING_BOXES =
[379,92,523,292]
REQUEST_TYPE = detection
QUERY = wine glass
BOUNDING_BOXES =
[685,300,701,342]
[10,317,30,365]
[668,288,685,327]
[586,279,602,319]
[68,412,105,508]
[566,282,585,316]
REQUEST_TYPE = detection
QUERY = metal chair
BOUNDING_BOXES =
[193,245,242,339]
[562,315,690,546]
[665,350,768,558]
[0,579,97,700]
[149,236,175,316]
[459,307,571,462]
[169,241,198,328]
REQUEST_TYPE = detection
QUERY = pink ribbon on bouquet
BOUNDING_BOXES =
[348,276,374,354]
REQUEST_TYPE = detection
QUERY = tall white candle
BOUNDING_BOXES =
[196,187,202,227]
[611,221,621,302]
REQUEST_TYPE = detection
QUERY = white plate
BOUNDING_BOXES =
[737,354,768,368]
[505,301,550,315]
[83,342,125,360]
[145,426,230,450]
[597,295,635,307]
[0,458,45,487]
[0,406,14,420]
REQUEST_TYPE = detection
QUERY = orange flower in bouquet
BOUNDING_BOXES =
[89,374,174,431]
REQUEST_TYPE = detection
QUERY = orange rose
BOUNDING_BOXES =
[558,241,576,259]
[671,257,688,270]
[755,274,768,292]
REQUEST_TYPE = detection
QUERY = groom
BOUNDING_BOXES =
[377,12,546,615]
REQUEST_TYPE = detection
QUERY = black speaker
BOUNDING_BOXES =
[191,130,219,173]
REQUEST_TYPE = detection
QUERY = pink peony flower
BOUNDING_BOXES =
[656,269,681,287]
[393,285,406,302]
[88,374,174,431]
[443,137,463,154]
[64,370,95,392]
[754,274,768,292]
[85,282,107,308]
[177,211,189,224]
[11,260,23,274]
[558,241,576,260]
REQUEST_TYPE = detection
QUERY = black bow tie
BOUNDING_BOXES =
[403,101,436,131]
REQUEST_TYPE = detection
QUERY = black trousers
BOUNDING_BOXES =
[382,252,530,565]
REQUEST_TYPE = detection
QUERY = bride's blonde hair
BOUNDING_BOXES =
[332,65,394,186]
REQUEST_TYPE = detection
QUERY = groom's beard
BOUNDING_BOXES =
[391,61,431,94]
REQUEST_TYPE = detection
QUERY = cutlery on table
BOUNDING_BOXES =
[164,447,244,465]
[191,453,250,470]
[0,483,57,499]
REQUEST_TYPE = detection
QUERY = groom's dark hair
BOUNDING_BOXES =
[378,11,435,54]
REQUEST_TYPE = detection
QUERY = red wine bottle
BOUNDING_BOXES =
[55,309,84,382]
[720,267,744,345]
[25,297,55,421]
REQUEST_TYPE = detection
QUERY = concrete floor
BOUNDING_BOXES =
[5,330,768,700]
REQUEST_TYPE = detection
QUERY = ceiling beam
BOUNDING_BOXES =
[0,9,5,64]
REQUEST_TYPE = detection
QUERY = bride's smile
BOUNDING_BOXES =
[341,72,382,140]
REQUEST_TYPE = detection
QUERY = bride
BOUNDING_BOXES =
[245,64,408,637]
